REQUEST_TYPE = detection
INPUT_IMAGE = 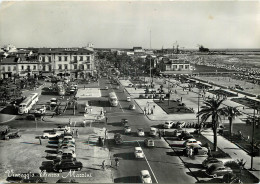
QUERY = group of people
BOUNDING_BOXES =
[144,105,156,115]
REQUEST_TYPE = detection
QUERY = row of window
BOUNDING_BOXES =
[2,65,37,72]
[57,64,90,70]
[167,64,190,69]
[41,56,91,62]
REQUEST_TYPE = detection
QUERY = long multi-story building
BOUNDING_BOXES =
[0,46,95,79]
[38,48,94,78]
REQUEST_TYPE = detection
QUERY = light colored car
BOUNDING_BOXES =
[129,104,136,110]
[191,145,208,155]
[140,170,152,183]
[57,150,76,159]
[202,157,223,168]
[42,131,62,139]
[134,147,144,158]
[128,83,133,87]
[183,139,202,147]
[164,121,174,129]
[124,125,131,134]
[137,128,145,136]
[126,97,131,102]
[57,145,76,154]
[205,163,233,178]
[59,136,75,143]
[104,86,109,90]
[149,127,157,136]
[53,127,71,133]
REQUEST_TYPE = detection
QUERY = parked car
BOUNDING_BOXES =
[57,144,76,154]
[22,173,46,183]
[126,97,131,102]
[140,170,152,183]
[104,86,109,90]
[58,140,75,147]
[114,133,123,144]
[124,125,131,134]
[59,136,75,143]
[42,131,62,139]
[129,104,136,110]
[176,121,186,129]
[164,121,174,129]
[52,157,76,164]
[121,119,128,126]
[192,145,208,155]
[149,127,157,136]
[57,150,76,159]
[135,147,145,158]
[183,139,202,147]
[137,128,145,136]
[178,131,194,140]
[205,163,233,178]
[53,161,83,173]
[202,157,223,168]
[222,173,242,183]
[144,138,155,147]
[56,178,78,183]
[128,84,133,87]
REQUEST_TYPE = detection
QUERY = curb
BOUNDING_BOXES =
[0,115,17,124]
[163,137,200,183]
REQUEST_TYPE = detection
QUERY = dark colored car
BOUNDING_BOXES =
[56,178,78,183]
[53,161,83,173]
[22,173,47,183]
[178,131,194,140]
[222,173,242,183]
[114,133,123,144]
[205,163,233,178]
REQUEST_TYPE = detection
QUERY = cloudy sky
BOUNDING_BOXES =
[0,1,259,49]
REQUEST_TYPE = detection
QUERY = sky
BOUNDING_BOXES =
[0,1,259,49]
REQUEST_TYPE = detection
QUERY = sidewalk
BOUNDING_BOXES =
[201,129,260,179]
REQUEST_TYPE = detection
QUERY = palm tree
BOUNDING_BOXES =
[222,106,241,137]
[198,98,225,151]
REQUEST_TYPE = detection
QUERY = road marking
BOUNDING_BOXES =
[137,141,159,183]
[110,83,124,113]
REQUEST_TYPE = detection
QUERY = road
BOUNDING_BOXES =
[99,77,197,183]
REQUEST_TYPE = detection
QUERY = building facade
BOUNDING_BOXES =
[38,48,95,78]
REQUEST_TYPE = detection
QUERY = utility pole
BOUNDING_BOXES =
[250,104,256,170]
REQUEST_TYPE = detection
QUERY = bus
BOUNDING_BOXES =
[18,93,39,114]
[108,92,118,107]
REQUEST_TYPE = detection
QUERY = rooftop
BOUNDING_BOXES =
[38,48,94,54]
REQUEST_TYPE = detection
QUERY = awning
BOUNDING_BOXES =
[41,73,53,77]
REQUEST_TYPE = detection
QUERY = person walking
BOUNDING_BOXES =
[71,129,74,137]
[74,121,77,127]
[83,120,86,127]
[39,137,42,145]
[151,108,153,114]
[144,107,147,115]
[76,129,79,138]
[106,117,108,124]
[115,157,119,169]
[69,118,72,127]
[102,160,106,170]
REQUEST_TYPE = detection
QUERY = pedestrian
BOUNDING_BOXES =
[69,118,72,127]
[76,129,79,138]
[98,136,102,146]
[39,137,42,145]
[101,138,105,146]
[100,110,103,115]
[115,157,119,169]
[153,105,155,109]
[181,97,182,102]
[151,108,153,114]
[83,120,86,127]
[207,146,212,157]
[106,117,108,124]
[158,130,161,139]
[51,112,55,118]
[74,121,77,127]
[144,107,147,115]
[71,129,74,137]
[102,160,106,170]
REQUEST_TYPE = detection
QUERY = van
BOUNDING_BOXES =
[149,127,157,136]
[144,138,154,147]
